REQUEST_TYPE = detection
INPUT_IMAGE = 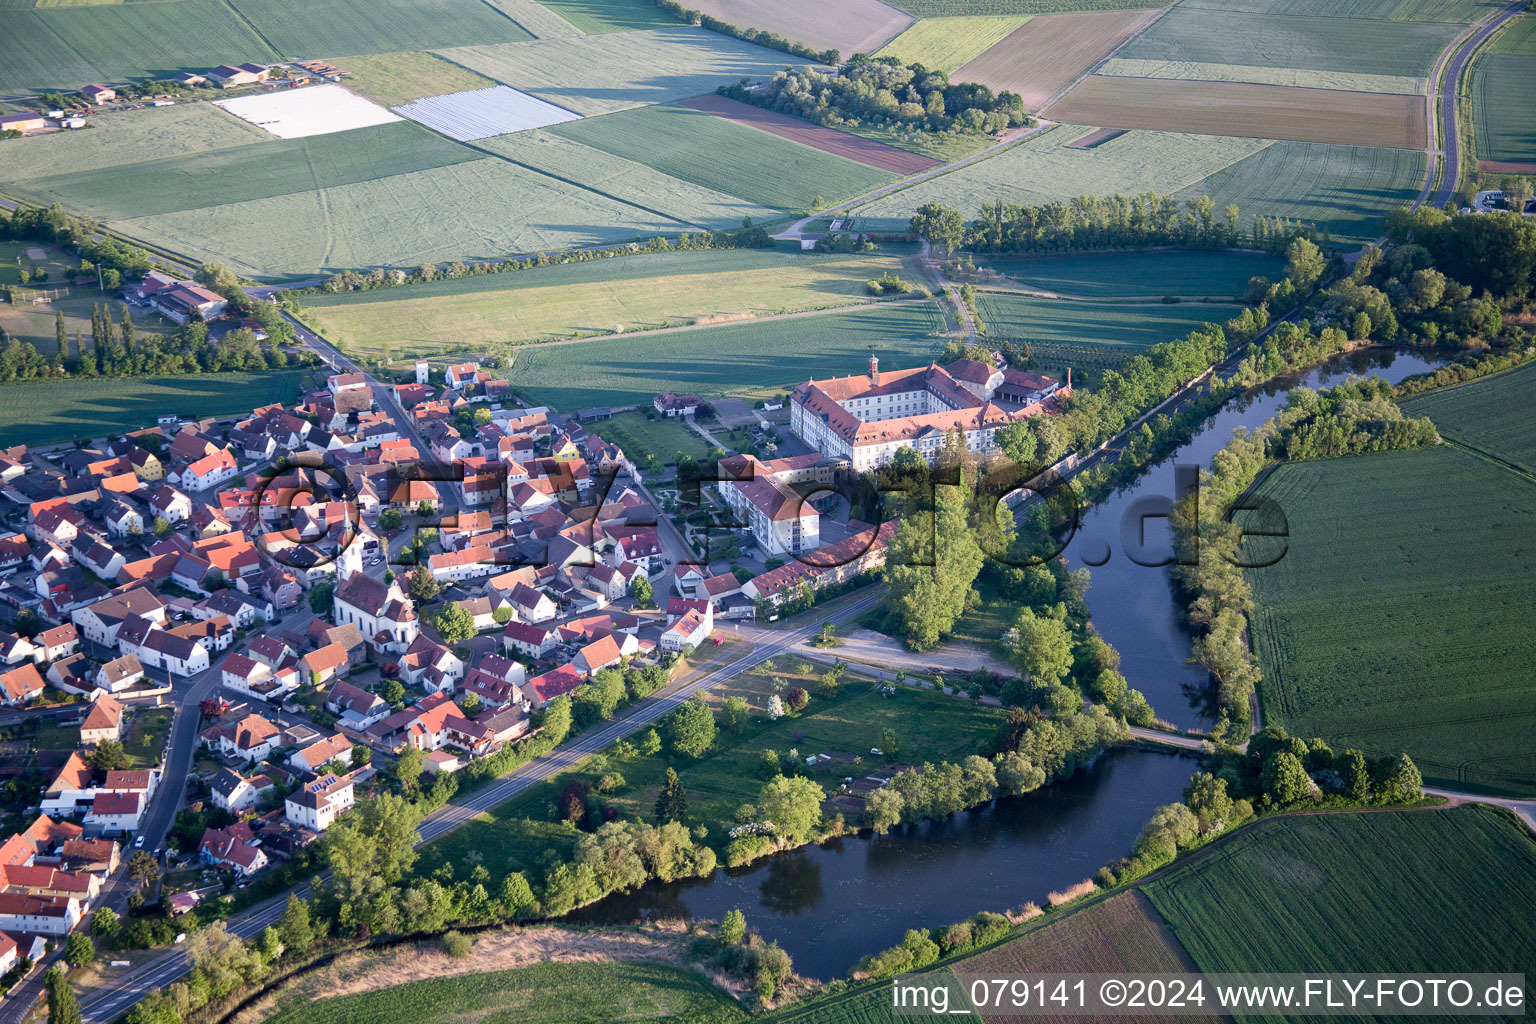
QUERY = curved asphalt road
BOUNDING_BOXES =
[1426,0,1527,209]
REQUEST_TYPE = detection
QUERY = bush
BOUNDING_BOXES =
[441,930,473,957]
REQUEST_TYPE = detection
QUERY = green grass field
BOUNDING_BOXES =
[549,103,895,212]
[303,249,910,356]
[530,0,673,33]
[592,410,714,467]
[882,0,1171,16]
[1173,141,1427,246]
[1120,6,1464,79]
[1473,53,1536,163]
[0,371,305,447]
[425,666,1004,880]
[12,121,479,221]
[508,299,949,408]
[1244,447,1536,795]
[876,15,1030,73]
[124,707,172,768]
[1177,0,1500,21]
[228,0,533,57]
[1400,361,1536,475]
[262,961,745,1024]
[977,250,1285,299]
[1491,12,1536,53]
[337,51,496,107]
[480,130,778,230]
[1145,808,1536,978]
[437,28,809,118]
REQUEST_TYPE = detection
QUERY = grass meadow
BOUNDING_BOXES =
[302,249,910,355]
[549,104,895,212]
[1473,53,1536,164]
[1400,361,1536,475]
[507,300,949,408]
[1145,807,1536,978]
[975,250,1285,299]
[0,371,305,447]
[876,15,1031,73]
[261,961,744,1024]
[1244,446,1536,795]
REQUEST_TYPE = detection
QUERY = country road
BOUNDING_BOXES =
[1423,0,1526,209]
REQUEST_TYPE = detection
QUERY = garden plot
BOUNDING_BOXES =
[394,85,581,141]
[215,84,401,139]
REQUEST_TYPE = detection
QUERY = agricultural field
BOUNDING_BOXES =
[0,371,306,447]
[483,129,777,228]
[480,0,588,38]
[1244,446,1536,795]
[114,157,682,279]
[507,299,949,408]
[11,121,478,221]
[214,84,404,139]
[1172,140,1426,245]
[685,0,914,58]
[973,293,1239,376]
[676,94,940,175]
[882,0,1171,16]
[1096,58,1425,95]
[959,894,1214,1024]
[226,0,533,58]
[1399,361,1536,476]
[1145,808,1536,976]
[261,961,744,1024]
[302,249,911,355]
[876,15,1030,74]
[1472,53,1536,165]
[1044,77,1428,150]
[976,250,1285,299]
[436,27,808,117]
[1176,0,1500,20]
[423,664,1003,880]
[1117,6,1467,80]
[394,85,581,140]
[549,103,896,212]
[527,0,673,33]
[0,104,271,185]
[333,51,496,107]
[952,9,1163,112]
[853,124,1273,231]
[0,1,279,94]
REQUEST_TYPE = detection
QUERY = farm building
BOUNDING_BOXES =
[0,113,45,133]
[175,73,207,87]
[80,84,115,103]
[207,63,270,88]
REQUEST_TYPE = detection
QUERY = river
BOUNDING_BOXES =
[1059,347,1449,729]
[572,747,1195,977]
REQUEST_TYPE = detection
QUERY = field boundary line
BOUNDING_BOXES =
[1434,436,1536,487]
[474,0,539,37]
[215,0,285,63]
[1036,1,1178,115]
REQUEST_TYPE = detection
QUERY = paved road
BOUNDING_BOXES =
[1423,0,1526,209]
[76,588,883,1023]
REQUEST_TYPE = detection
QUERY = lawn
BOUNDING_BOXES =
[335,51,496,107]
[592,410,714,468]
[227,0,533,57]
[124,707,172,768]
[423,666,1005,881]
[116,157,682,279]
[876,15,1030,74]
[437,27,812,118]
[1473,53,1536,163]
[549,103,895,212]
[508,299,949,409]
[12,121,479,222]
[262,961,745,1024]
[976,250,1285,300]
[1144,807,1536,978]
[1399,360,1536,475]
[480,130,779,230]
[302,249,911,356]
[0,275,180,358]
[0,370,305,447]
[1244,446,1536,795]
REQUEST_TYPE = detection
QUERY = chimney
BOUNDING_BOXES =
[868,355,880,385]
[1066,367,1072,390]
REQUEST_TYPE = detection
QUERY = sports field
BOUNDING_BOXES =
[1245,446,1536,795]
[437,27,807,117]
[877,15,1030,74]
[974,293,1239,375]
[549,103,895,211]
[1400,361,1536,476]
[0,372,306,447]
[12,121,477,221]
[302,249,913,355]
[1473,53,1536,164]
[262,961,744,1024]
[1145,808,1536,975]
[335,51,496,107]
[953,9,1163,111]
[977,250,1285,299]
[508,300,949,408]
[227,0,533,57]
[685,0,914,58]
[482,130,778,229]
[115,157,681,278]
[1046,76,1428,150]
[1172,140,1426,245]
[855,125,1272,231]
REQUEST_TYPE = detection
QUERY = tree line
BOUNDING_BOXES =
[646,0,840,64]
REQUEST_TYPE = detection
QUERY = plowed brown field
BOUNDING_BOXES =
[676,93,941,174]
[953,9,1163,112]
